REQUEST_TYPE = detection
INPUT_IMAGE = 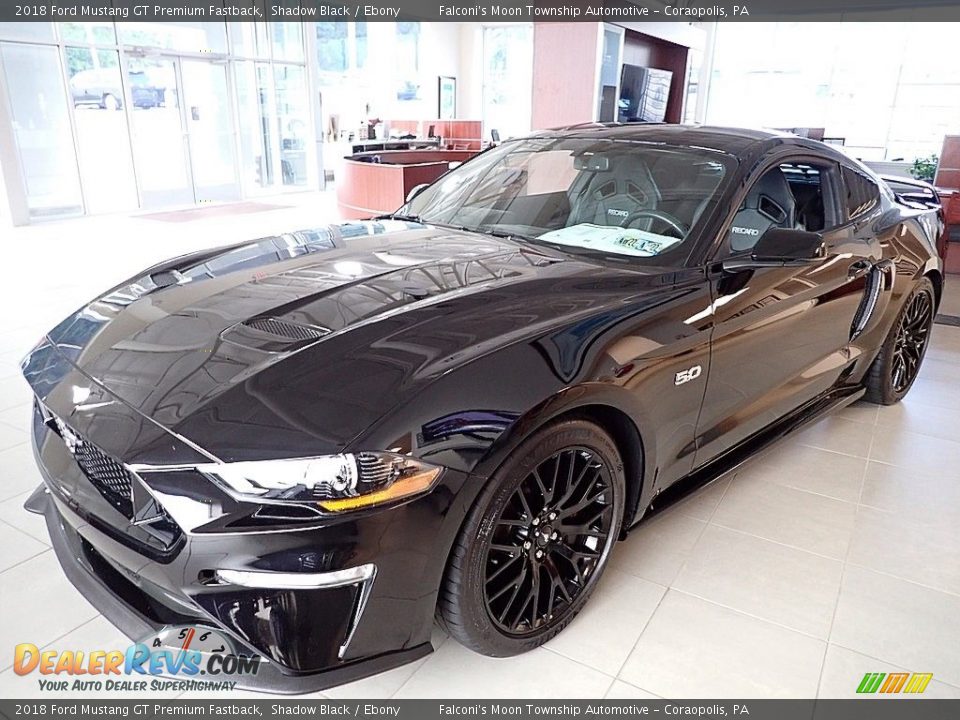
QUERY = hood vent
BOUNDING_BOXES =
[221,317,330,353]
[243,317,329,342]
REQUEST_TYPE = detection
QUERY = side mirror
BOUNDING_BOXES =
[724,227,825,271]
[405,183,429,202]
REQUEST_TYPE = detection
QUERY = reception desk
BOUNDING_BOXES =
[336,149,478,219]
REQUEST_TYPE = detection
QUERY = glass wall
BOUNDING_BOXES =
[0,42,82,219]
[313,21,463,135]
[117,22,227,54]
[126,55,193,208]
[0,20,312,221]
[236,61,277,190]
[707,22,960,162]
[274,64,309,186]
[482,25,533,140]
[232,22,313,193]
[63,45,138,213]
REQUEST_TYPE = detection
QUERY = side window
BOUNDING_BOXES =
[727,161,837,253]
[841,165,880,220]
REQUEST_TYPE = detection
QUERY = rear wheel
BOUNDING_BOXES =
[439,419,624,656]
[101,93,120,111]
[863,277,935,405]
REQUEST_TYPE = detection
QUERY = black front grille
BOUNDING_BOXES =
[45,412,135,518]
[37,402,184,556]
[72,440,135,517]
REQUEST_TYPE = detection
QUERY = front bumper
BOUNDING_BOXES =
[26,485,432,693]
[23,397,469,693]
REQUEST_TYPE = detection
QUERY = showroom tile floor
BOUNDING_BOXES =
[1,196,959,699]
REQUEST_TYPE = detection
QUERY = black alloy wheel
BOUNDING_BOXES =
[863,277,935,405]
[483,447,615,636]
[439,419,625,656]
[891,289,933,393]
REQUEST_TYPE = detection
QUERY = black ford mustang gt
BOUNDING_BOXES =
[21,125,943,692]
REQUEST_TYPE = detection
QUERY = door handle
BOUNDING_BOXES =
[848,260,872,279]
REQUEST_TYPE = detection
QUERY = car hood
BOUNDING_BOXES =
[26,220,668,463]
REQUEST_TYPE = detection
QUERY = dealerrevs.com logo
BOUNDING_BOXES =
[13,626,260,693]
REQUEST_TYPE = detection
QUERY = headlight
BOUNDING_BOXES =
[196,452,442,513]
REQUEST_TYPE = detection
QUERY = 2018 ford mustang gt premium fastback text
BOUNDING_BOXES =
[22,125,943,692]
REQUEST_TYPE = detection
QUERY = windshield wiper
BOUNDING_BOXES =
[474,227,539,244]
[377,212,424,223]
[377,214,472,233]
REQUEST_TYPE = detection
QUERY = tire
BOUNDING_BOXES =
[439,418,625,656]
[101,93,120,111]
[863,277,935,405]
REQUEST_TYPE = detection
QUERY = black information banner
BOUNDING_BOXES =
[1,700,959,720]
[3,0,960,22]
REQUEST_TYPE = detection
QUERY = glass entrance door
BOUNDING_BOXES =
[126,55,239,208]
[180,59,240,203]
[127,56,191,208]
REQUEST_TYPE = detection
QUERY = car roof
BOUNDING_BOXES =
[527,123,800,156]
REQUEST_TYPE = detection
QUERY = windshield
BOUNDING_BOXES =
[402,137,733,262]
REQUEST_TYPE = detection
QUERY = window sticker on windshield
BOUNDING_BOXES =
[538,224,682,256]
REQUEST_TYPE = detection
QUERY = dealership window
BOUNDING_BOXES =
[317,22,349,73]
[236,61,275,189]
[274,64,309,186]
[707,22,960,162]
[117,22,227,54]
[395,22,420,74]
[236,60,311,192]
[482,25,533,140]
[0,42,82,218]
[271,23,304,63]
[0,23,54,42]
[59,22,115,45]
[63,46,138,214]
[355,22,368,69]
[229,22,271,58]
[0,21,312,222]
[314,21,378,98]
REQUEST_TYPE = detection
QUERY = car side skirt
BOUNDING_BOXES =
[632,384,865,527]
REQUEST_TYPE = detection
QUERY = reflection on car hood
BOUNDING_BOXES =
[29,220,666,462]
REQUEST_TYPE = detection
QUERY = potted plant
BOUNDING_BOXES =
[911,154,939,183]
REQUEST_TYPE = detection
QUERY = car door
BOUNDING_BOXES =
[692,152,882,467]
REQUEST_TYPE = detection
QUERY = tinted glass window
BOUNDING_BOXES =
[404,137,732,263]
[842,165,880,220]
[727,162,835,253]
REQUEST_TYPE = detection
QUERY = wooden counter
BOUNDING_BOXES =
[336,149,478,219]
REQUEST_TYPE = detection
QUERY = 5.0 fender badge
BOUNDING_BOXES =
[675,365,703,385]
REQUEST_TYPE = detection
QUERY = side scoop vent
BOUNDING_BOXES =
[850,267,884,341]
[221,317,330,352]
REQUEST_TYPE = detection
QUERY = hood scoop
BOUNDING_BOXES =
[220,317,330,353]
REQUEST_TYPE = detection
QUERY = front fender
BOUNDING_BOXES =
[351,337,660,531]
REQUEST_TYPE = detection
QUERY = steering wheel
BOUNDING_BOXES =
[620,209,689,238]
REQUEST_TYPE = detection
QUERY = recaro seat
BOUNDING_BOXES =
[729,168,797,252]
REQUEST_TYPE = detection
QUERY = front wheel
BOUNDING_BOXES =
[439,418,625,656]
[863,277,935,405]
